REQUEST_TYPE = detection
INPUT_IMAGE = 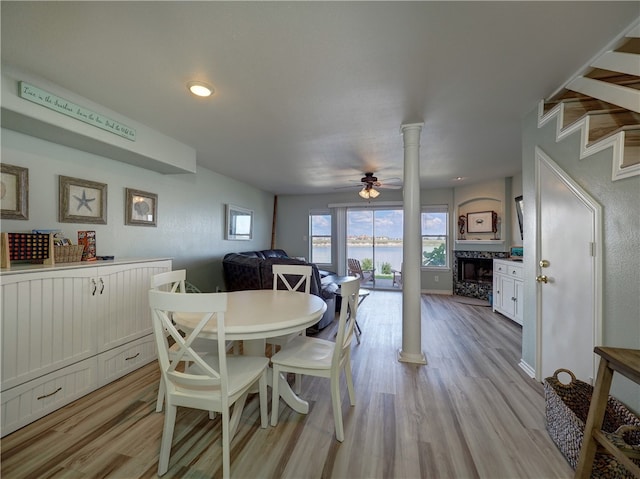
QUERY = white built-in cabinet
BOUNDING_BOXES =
[0,258,171,436]
[493,259,524,325]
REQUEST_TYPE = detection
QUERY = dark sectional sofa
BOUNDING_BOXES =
[222,249,337,333]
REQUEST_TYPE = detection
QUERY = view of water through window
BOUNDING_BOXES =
[311,208,447,273]
[346,209,403,272]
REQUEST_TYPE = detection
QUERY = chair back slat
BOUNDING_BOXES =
[149,290,228,395]
[151,269,187,293]
[334,277,360,365]
[272,264,312,294]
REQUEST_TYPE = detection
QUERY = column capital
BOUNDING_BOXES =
[400,122,424,133]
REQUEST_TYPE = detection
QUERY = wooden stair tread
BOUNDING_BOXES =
[616,37,640,55]
[561,105,627,128]
[585,69,640,87]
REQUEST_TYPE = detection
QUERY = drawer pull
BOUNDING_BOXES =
[37,387,62,400]
[125,352,140,361]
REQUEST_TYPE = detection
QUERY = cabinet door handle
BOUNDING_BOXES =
[125,352,140,361]
[91,278,97,296]
[511,297,517,301]
[99,278,105,294]
[37,387,62,400]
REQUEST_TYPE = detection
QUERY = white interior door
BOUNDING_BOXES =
[536,148,602,384]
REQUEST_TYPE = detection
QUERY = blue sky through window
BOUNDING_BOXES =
[313,210,447,238]
[347,209,403,239]
[311,214,331,235]
[422,212,447,236]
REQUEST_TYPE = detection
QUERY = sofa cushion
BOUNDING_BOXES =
[222,253,263,291]
[238,249,289,260]
[239,250,265,259]
[259,249,289,259]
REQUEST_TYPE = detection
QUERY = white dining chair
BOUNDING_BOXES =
[266,264,312,350]
[266,264,313,393]
[151,270,221,413]
[270,277,359,442]
[149,289,269,479]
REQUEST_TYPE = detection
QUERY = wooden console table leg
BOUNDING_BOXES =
[574,357,615,478]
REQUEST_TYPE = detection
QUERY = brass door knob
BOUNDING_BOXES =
[536,275,548,283]
[539,260,550,268]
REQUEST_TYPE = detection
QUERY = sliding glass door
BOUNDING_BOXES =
[346,208,403,289]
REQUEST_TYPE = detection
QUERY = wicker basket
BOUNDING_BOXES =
[544,368,640,478]
[54,244,85,263]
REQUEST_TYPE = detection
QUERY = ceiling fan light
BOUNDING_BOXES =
[358,186,380,199]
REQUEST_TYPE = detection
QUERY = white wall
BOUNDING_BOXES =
[1,128,274,292]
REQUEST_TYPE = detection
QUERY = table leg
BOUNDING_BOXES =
[243,339,310,415]
[274,371,309,414]
[574,358,615,478]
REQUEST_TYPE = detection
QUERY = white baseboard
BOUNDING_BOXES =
[519,360,536,379]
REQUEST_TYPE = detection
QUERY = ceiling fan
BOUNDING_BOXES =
[338,172,402,199]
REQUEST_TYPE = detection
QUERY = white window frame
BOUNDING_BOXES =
[421,205,449,270]
[309,209,332,265]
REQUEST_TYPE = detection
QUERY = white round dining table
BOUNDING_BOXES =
[172,289,327,414]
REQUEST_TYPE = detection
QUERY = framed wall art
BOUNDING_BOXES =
[1,163,29,220]
[125,188,157,226]
[466,210,497,233]
[225,204,253,240]
[59,175,107,224]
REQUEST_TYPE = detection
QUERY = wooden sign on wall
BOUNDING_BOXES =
[18,81,136,141]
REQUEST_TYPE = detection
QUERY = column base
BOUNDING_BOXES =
[397,348,427,365]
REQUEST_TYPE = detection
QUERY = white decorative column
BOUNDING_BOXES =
[398,122,427,365]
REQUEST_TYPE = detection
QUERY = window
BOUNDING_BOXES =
[346,207,403,283]
[421,207,448,268]
[310,211,331,264]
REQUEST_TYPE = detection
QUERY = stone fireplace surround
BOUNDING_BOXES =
[453,250,508,300]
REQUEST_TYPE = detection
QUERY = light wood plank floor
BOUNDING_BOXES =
[1,292,574,478]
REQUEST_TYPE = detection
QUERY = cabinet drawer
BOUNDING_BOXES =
[97,335,157,387]
[1,357,98,437]
[494,261,508,274]
[507,265,524,280]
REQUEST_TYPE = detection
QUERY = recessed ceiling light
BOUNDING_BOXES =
[453,176,464,181]
[187,81,214,97]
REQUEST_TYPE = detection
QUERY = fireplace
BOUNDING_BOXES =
[453,251,508,300]
[458,258,493,283]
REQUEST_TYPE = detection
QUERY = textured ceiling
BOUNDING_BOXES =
[1,2,637,195]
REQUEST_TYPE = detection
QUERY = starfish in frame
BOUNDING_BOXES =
[73,189,96,212]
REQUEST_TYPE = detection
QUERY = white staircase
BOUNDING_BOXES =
[538,22,640,181]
